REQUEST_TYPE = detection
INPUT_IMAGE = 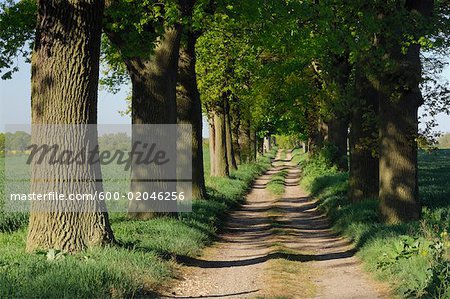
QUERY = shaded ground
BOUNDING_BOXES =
[162,151,389,299]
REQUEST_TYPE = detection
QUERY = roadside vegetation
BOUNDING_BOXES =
[294,148,450,298]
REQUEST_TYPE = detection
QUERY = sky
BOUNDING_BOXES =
[0,58,449,137]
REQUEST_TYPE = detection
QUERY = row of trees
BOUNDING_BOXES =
[196,0,449,224]
[0,0,448,252]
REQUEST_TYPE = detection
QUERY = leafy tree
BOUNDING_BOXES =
[0,0,36,79]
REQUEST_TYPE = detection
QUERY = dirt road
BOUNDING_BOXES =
[162,150,389,299]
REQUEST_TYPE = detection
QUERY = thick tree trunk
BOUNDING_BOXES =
[125,26,181,125]
[378,0,432,223]
[379,85,421,223]
[212,109,229,177]
[177,31,206,199]
[308,115,325,154]
[27,0,114,252]
[124,26,182,219]
[325,117,349,171]
[349,82,379,202]
[224,96,237,171]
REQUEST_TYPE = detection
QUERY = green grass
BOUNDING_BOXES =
[291,148,307,166]
[296,148,450,299]
[0,149,276,298]
[280,149,287,160]
[267,170,288,195]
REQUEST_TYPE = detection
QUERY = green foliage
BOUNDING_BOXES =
[275,135,302,150]
[299,149,450,298]
[0,0,36,79]
[103,0,180,57]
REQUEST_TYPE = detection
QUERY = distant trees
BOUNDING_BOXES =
[438,133,450,148]
[2,131,30,151]
[98,133,130,152]
[197,15,258,177]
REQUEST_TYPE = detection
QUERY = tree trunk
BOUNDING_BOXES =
[257,137,264,155]
[349,81,379,202]
[325,117,349,171]
[27,0,114,252]
[378,0,433,223]
[213,109,229,177]
[225,97,237,171]
[379,85,421,223]
[308,114,325,154]
[231,105,242,165]
[208,113,216,176]
[250,129,257,160]
[238,118,252,163]
[124,26,182,219]
[177,31,206,199]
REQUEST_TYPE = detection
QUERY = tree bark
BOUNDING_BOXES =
[325,117,349,171]
[125,26,181,125]
[208,113,216,176]
[231,104,241,165]
[238,118,252,163]
[224,96,237,171]
[257,137,264,155]
[378,0,433,223]
[123,26,182,219]
[250,129,257,161]
[307,112,325,154]
[212,108,229,177]
[177,31,206,199]
[27,0,114,252]
[379,82,421,223]
[349,80,379,202]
